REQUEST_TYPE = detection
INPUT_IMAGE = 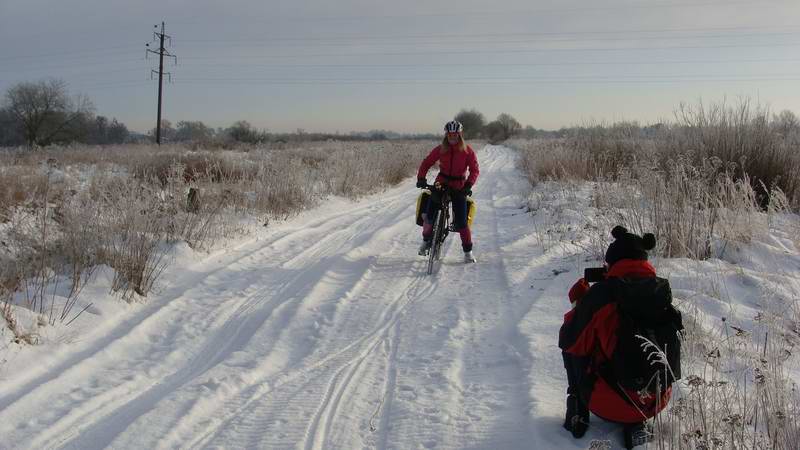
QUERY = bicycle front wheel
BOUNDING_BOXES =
[427,210,443,275]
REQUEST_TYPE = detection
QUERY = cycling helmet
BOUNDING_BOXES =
[444,120,463,133]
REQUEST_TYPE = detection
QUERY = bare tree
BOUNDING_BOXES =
[773,109,800,138]
[484,121,506,144]
[485,113,522,143]
[0,107,23,146]
[106,119,130,144]
[89,115,130,144]
[2,79,94,148]
[175,120,215,142]
[454,109,486,139]
[149,119,176,142]
[226,120,263,143]
[496,113,521,137]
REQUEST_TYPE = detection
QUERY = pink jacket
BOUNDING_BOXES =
[417,144,479,190]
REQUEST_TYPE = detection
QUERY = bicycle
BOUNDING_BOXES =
[421,183,458,275]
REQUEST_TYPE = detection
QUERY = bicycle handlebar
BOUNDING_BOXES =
[419,183,471,197]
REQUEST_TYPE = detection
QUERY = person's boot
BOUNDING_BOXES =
[563,393,589,438]
[623,422,653,449]
[418,239,432,256]
[463,251,476,263]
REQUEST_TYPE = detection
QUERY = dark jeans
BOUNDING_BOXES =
[563,352,591,397]
[425,188,468,230]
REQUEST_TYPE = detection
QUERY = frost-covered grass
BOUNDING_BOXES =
[0,140,430,341]
[515,101,800,210]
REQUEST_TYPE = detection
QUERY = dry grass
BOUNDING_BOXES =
[0,140,430,332]
[514,100,800,209]
[589,157,776,259]
[648,270,800,450]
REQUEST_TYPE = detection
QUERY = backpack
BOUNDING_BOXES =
[604,277,684,396]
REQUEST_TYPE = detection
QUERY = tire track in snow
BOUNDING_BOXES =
[187,252,440,449]
[300,264,442,450]
[1,187,418,450]
[0,188,408,413]
[81,193,418,450]
[39,228,392,448]
[115,187,432,446]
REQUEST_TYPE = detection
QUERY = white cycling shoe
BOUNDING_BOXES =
[464,251,476,263]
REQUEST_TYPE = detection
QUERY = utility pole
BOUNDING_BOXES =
[146,22,176,145]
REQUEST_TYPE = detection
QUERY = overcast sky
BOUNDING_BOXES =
[2,0,800,134]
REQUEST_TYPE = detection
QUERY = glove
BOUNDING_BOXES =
[416,178,427,189]
[568,278,590,306]
[462,182,473,196]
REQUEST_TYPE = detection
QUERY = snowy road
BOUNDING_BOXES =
[0,146,621,449]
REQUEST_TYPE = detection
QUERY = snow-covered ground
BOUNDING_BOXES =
[1,145,798,449]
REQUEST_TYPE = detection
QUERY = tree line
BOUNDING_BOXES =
[0,78,445,148]
[0,79,130,147]
[20,78,783,149]
[453,109,556,142]
[454,109,519,143]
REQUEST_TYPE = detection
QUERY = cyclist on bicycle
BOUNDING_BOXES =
[416,119,480,263]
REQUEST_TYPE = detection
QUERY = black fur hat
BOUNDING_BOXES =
[604,226,656,267]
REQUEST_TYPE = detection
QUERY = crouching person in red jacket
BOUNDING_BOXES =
[559,226,682,449]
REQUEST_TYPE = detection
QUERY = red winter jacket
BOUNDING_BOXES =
[559,259,672,423]
[417,144,479,190]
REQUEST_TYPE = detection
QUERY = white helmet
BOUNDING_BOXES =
[444,120,463,133]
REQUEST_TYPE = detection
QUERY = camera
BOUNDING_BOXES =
[584,267,607,283]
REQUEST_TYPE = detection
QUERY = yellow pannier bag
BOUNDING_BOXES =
[467,197,476,228]
[416,190,431,226]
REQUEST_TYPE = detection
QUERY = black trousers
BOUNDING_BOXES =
[563,352,591,398]
[425,187,469,230]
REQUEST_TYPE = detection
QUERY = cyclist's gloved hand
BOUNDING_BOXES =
[462,182,473,196]
[416,178,427,189]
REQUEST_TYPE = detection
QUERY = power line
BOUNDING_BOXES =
[5,24,795,59]
[172,75,800,85]
[9,55,800,85]
[177,32,799,51]
[24,75,797,91]
[4,25,796,66]
[66,80,152,90]
[177,41,800,61]
[177,73,800,80]
[178,26,800,44]
[7,56,800,87]
[167,78,800,86]
[12,40,797,77]
[1,65,148,78]
[170,0,792,25]
[173,57,800,69]
[0,45,142,62]
[6,32,792,69]
[9,53,800,76]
